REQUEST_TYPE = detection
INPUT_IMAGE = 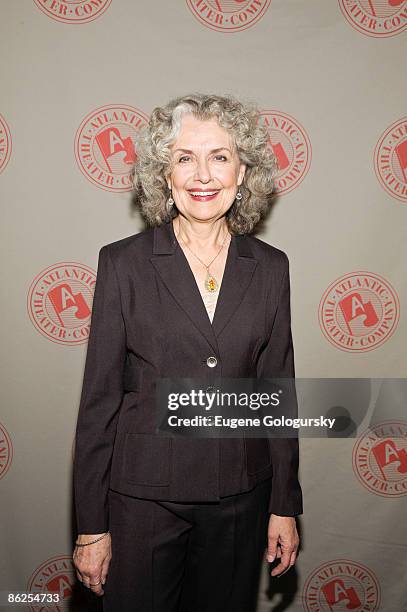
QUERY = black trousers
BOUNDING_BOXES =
[102,477,272,612]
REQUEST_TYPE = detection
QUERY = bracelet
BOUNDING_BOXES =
[75,532,110,547]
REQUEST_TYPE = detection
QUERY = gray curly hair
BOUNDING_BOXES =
[132,93,278,235]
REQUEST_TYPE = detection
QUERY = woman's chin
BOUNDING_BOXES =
[182,204,228,221]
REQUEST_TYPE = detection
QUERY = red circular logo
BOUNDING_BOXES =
[33,0,112,24]
[257,110,311,196]
[374,116,407,203]
[27,262,97,346]
[74,104,149,192]
[27,555,77,611]
[319,271,399,352]
[0,422,13,481]
[0,114,12,174]
[185,0,271,33]
[302,559,381,611]
[353,420,407,497]
[338,0,407,37]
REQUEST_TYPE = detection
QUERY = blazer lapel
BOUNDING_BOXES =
[212,233,258,338]
[149,220,258,354]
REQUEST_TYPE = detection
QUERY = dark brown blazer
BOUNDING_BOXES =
[73,219,303,534]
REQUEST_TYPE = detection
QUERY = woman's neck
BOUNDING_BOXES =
[172,215,230,252]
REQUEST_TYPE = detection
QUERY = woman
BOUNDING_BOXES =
[72,93,303,612]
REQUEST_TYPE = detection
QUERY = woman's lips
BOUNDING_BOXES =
[188,190,220,202]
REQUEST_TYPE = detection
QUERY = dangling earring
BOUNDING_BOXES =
[235,188,243,202]
[166,191,174,215]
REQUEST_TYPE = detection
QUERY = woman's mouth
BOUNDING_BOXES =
[187,190,220,202]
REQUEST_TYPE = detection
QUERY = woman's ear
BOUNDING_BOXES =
[238,163,246,186]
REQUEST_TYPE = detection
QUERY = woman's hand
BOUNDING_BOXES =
[267,514,299,577]
[73,532,112,596]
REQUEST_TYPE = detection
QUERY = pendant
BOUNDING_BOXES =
[205,271,218,292]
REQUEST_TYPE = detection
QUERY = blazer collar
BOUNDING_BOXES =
[150,220,258,354]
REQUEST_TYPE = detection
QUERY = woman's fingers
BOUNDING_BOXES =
[101,557,111,585]
[266,532,278,562]
[80,571,104,595]
[89,576,104,596]
[289,549,298,567]
[76,571,84,584]
[270,546,292,577]
[267,514,300,577]
[72,539,111,597]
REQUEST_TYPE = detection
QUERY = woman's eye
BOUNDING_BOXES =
[177,154,227,163]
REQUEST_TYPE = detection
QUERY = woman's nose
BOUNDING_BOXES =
[194,158,211,182]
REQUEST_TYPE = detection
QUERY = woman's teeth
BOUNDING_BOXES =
[189,191,218,196]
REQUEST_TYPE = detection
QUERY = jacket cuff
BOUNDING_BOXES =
[268,461,303,516]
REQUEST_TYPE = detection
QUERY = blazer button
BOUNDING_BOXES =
[206,356,217,368]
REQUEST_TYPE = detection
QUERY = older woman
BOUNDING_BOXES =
[72,93,303,612]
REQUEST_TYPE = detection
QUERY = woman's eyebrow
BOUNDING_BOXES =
[173,147,232,154]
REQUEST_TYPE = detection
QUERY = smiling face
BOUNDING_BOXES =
[166,114,246,223]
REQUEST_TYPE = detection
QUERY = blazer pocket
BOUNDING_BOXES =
[245,437,272,475]
[124,433,171,486]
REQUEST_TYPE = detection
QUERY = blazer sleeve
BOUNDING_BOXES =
[73,245,126,534]
[256,253,303,516]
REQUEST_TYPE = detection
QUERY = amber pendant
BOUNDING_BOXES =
[205,272,218,292]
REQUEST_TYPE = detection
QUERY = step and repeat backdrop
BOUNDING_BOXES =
[1,1,406,610]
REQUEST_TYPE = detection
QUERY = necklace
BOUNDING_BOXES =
[174,222,230,293]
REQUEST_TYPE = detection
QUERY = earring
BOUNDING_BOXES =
[166,192,174,215]
[235,188,243,201]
